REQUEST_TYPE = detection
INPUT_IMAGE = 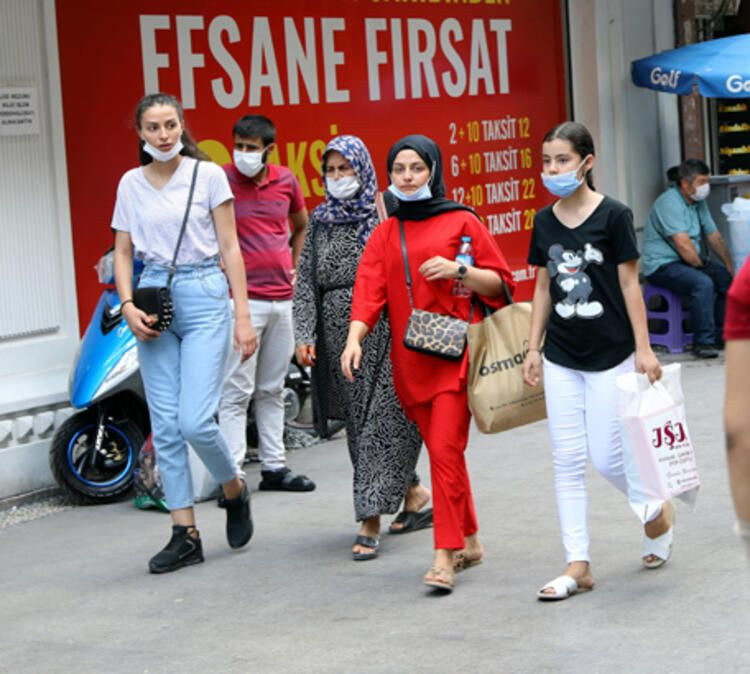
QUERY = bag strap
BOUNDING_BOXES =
[398,219,416,308]
[167,159,201,283]
[696,208,711,265]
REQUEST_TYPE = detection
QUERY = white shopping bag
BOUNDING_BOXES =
[616,363,700,523]
[722,197,750,271]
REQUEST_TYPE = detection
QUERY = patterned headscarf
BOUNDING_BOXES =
[310,135,380,243]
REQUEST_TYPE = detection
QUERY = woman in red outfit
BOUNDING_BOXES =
[724,257,750,562]
[341,135,514,592]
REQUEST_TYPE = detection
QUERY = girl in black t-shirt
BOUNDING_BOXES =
[522,122,672,601]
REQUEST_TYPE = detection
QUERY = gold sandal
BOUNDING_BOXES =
[423,566,455,592]
[453,550,483,572]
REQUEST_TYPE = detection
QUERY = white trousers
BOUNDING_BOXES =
[219,299,294,472]
[543,355,661,563]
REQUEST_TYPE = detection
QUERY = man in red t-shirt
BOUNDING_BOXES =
[219,115,315,491]
[724,256,750,561]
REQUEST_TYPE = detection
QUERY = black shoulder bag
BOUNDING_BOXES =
[399,219,472,360]
[132,160,200,331]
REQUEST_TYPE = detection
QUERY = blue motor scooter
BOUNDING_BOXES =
[49,250,149,503]
[50,250,318,503]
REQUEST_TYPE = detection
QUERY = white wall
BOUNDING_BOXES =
[0,0,78,497]
[567,0,681,230]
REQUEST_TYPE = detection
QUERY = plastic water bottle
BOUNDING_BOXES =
[452,236,474,297]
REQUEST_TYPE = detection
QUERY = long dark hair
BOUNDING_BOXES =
[134,93,208,165]
[543,121,596,189]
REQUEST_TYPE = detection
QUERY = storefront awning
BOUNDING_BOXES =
[631,34,750,98]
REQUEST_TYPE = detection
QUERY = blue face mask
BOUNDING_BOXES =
[541,157,590,198]
[387,182,433,201]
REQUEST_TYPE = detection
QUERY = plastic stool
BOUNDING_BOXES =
[644,284,693,353]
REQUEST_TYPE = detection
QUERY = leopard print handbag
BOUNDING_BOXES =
[403,308,469,360]
[399,220,470,361]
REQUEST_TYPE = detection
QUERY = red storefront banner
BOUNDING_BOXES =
[55,0,567,326]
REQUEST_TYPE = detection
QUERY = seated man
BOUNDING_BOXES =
[642,159,735,358]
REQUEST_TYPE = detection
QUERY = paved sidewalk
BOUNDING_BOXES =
[0,357,748,673]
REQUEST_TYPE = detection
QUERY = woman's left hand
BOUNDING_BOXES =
[636,347,662,384]
[419,256,458,282]
[235,315,258,362]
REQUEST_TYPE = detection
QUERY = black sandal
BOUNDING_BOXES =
[352,535,380,561]
[388,508,433,534]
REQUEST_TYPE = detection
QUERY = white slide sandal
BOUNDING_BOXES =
[642,502,675,569]
[536,574,592,601]
[642,526,674,568]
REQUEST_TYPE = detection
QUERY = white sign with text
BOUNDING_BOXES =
[0,87,39,136]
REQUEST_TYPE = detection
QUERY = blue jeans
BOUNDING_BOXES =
[136,259,237,510]
[647,260,732,346]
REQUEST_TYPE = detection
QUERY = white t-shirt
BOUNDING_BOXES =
[111,157,234,265]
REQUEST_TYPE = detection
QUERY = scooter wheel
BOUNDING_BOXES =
[50,412,144,505]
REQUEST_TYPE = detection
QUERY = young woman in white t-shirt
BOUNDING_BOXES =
[112,93,257,574]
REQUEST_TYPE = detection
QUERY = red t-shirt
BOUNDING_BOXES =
[350,211,514,410]
[224,163,305,301]
[725,257,750,341]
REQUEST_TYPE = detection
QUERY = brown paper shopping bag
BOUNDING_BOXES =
[467,299,547,433]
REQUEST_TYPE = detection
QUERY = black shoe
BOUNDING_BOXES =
[148,525,204,574]
[259,467,316,492]
[219,481,253,549]
[694,344,719,359]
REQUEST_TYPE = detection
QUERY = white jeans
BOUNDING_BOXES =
[219,299,294,472]
[543,355,661,563]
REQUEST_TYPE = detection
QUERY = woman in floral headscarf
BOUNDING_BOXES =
[293,135,430,561]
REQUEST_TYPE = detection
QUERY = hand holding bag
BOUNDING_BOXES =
[132,160,200,331]
[466,284,547,433]
[616,363,700,523]
[399,220,470,361]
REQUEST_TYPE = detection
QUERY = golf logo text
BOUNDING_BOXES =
[726,74,750,94]
[478,348,528,376]
[650,67,681,89]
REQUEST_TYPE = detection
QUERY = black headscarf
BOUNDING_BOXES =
[385,134,476,221]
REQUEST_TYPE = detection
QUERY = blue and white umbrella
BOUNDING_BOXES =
[631,34,750,98]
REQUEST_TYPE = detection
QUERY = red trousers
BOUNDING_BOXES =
[408,390,476,550]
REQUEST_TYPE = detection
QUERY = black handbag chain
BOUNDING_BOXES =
[166,159,200,285]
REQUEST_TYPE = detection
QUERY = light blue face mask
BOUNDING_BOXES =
[541,157,590,198]
[387,182,433,202]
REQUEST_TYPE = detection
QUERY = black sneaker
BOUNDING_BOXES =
[694,344,719,359]
[148,525,204,574]
[219,481,253,549]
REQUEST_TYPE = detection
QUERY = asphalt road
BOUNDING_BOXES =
[0,356,747,673]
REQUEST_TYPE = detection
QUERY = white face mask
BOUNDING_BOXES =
[142,139,183,162]
[234,149,265,178]
[692,183,710,201]
[327,175,360,200]
[387,182,432,202]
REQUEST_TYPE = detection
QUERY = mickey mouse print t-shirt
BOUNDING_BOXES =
[527,196,639,371]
